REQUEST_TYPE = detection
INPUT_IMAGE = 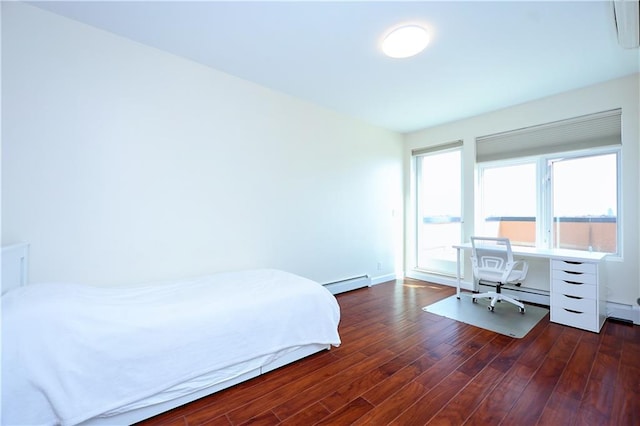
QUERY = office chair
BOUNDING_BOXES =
[470,236,528,313]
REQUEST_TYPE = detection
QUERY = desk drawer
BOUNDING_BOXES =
[551,260,597,274]
[552,270,597,285]
[552,279,597,299]
[551,292,596,314]
[550,305,597,332]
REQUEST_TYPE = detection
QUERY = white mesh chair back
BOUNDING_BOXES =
[470,237,519,284]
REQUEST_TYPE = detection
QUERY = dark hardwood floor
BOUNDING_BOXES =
[138,279,640,426]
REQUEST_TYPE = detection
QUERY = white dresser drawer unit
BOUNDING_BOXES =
[550,258,605,333]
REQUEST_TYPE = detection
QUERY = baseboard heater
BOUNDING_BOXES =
[323,275,370,295]
[477,281,550,306]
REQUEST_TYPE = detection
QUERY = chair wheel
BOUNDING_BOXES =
[519,307,525,314]
[472,298,477,303]
[488,306,495,312]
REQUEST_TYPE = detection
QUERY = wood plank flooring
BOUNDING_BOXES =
[138,279,640,425]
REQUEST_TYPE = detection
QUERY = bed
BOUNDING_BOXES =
[1,244,341,426]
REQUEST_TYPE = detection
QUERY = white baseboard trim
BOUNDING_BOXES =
[606,301,640,325]
[322,275,370,295]
[370,273,398,286]
[405,270,473,291]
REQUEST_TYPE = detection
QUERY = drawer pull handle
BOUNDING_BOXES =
[564,294,583,300]
[564,308,583,314]
[563,270,584,275]
[563,261,583,265]
[563,280,583,285]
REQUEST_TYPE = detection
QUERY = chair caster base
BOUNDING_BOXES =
[488,305,495,312]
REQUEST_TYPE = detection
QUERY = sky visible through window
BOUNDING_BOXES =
[552,154,617,217]
[482,163,536,217]
[420,151,460,217]
[417,150,618,260]
[481,154,616,218]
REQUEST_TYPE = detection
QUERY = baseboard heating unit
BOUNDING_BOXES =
[323,275,370,295]
[478,281,550,306]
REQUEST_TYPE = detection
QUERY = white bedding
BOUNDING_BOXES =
[1,269,341,426]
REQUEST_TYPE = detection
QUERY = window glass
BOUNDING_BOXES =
[551,153,617,253]
[478,162,537,247]
[476,150,620,255]
[416,149,461,274]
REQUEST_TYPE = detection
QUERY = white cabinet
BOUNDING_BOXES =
[550,259,606,332]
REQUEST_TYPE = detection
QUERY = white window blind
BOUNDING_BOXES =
[476,109,621,163]
[412,140,463,157]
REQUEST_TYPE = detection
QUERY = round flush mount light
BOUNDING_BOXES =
[381,24,430,59]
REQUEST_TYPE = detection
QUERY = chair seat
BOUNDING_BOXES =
[476,268,526,284]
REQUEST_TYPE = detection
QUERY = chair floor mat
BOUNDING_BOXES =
[422,294,549,338]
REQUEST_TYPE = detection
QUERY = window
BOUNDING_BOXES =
[414,142,462,275]
[476,109,621,255]
[478,150,620,254]
[551,153,618,253]
[477,161,537,247]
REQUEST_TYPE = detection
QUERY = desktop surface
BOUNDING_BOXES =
[453,242,608,262]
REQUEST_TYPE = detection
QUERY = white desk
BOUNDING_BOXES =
[453,243,608,332]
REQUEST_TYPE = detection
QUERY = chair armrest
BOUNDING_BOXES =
[512,260,528,275]
[500,260,529,283]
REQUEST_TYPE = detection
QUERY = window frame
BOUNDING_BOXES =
[476,146,622,258]
[413,144,464,274]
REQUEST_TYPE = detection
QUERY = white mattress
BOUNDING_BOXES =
[2,269,341,426]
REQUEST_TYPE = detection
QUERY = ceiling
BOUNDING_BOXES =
[30,1,640,133]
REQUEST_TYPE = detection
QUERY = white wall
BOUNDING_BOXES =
[1,3,403,286]
[404,73,640,307]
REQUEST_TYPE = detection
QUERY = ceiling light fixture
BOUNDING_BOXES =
[382,24,430,58]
